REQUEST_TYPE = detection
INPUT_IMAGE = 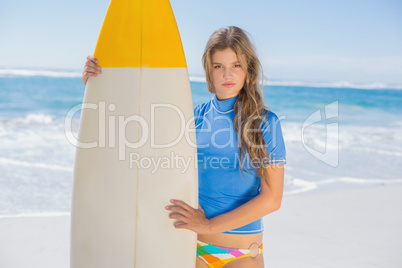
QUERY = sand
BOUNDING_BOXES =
[264,185,402,267]
[1,184,401,268]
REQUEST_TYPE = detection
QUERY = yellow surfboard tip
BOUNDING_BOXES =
[94,0,187,68]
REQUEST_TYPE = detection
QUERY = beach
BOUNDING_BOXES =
[264,184,402,267]
[1,0,402,266]
[1,74,402,267]
[1,183,401,268]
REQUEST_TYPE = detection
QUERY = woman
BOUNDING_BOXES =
[82,26,286,268]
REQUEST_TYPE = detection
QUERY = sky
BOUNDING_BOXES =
[0,0,401,85]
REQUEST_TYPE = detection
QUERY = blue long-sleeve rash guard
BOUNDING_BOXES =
[194,94,286,234]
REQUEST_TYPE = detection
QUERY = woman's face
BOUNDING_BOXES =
[211,48,246,100]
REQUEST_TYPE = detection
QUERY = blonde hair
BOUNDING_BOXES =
[202,26,271,185]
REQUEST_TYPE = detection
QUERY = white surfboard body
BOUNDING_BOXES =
[70,1,198,267]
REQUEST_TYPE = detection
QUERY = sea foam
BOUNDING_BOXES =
[1,69,401,90]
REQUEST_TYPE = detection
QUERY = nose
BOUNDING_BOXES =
[223,67,233,78]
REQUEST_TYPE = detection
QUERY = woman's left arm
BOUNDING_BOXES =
[165,163,285,234]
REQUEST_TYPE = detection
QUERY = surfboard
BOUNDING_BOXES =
[70,0,198,267]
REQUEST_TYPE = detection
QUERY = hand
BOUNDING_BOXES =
[165,200,213,234]
[81,55,102,86]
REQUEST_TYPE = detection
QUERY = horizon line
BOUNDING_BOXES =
[1,67,401,90]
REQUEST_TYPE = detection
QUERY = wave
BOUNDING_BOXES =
[266,80,402,90]
[15,113,54,124]
[284,175,402,195]
[189,76,207,83]
[0,212,70,219]
[189,75,402,90]
[0,158,73,172]
[316,177,402,185]
[0,113,67,129]
[0,69,81,78]
[2,69,401,90]
[284,175,318,195]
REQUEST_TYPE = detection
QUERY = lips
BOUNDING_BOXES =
[222,83,235,88]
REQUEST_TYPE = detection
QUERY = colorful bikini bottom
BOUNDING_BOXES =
[196,240,263,268]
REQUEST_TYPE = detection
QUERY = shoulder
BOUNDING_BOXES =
[193,101,211,117]
[261,108,282,129]
[261,108,287,161]
[194,100,213,128]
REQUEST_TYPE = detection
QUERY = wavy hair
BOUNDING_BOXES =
[202,26,271,185]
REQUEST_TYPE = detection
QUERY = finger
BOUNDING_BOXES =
[168,212,188,223]
[82,71,98,78]
[174,222,189,229]
[84,65,102,74]
[166,205,191,218]
[170,199,194,212]
[87,55,99,64]
[85,61,102,72]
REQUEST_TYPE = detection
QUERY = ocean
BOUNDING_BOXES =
[1,69,402,216]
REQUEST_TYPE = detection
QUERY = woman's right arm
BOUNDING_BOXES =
[81,55,102,86]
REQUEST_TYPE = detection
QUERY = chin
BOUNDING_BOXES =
[217,89,241,97]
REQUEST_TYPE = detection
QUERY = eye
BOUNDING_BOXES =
[234,64,242,68]
[213,65,222,69]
